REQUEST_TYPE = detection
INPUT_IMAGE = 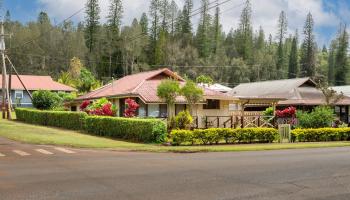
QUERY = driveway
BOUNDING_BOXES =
[1,137,350,200]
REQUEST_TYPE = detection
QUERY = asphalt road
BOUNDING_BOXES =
[1,138,350,200]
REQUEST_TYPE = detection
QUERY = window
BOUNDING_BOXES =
[138,101,147,117]
[148,104,160,117]
[203,99,220,109]
[15,90,23,99]
[159,104,167,118]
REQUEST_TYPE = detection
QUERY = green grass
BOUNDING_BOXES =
[2,118,350,152]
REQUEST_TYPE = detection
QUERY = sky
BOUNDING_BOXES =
[3,0,350,46]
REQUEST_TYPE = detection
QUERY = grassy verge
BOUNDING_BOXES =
[2,118,350,152]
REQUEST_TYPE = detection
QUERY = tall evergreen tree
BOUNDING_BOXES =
[300,12,317,77]
[235,0,253,61]
[276,11,287,78]
[160,0,170,33]
[212,6,221,54]
[169,0,178,37]
[334,24,349,86]
[328,40,337,85]
[288,30,298,78]
[149,0,162,65]
[107,0,123,36]
[84,0,100,53]
[4,10,10,23]
[140,13,149,34]
[196,0,211,60]
[181,0,193,46]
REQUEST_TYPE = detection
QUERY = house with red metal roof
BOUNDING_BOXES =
[0,74,76,107]
[71,68,244,128]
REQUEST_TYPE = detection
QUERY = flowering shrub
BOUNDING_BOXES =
[80,98,117,116]
[275,106,296,118]
[124,98,139,117]
[80,100,91,111]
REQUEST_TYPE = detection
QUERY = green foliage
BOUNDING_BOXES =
[170,128,279,145]
[85,116,167,143]
[15,108,167,143]
[291,128,350,142]
[297,106,334,128]
[157,79,180,105]
[196,75,213,85]
[77,68,101,93]
[174,110,193,129]
[181,80,203,109]
[262,107,274,116]
[15,108,87,130]
[32,90,61,110]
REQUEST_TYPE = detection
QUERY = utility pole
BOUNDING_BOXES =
[1,21,12,119]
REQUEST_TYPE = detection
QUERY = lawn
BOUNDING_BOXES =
[2,118,350,152]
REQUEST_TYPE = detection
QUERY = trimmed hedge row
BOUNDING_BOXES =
[15,108,167,143]
[16,108,87,130]
[171,128,279,145]
[291,128,350,142]
[84,116,167,143]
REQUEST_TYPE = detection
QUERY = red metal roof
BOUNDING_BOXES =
[77,68,231,103]
[0,74,76,91]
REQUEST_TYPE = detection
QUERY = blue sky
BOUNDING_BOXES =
[3,0,350,46]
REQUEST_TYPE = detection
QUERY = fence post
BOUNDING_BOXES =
[217,116,220,128]
[241,116,244,128]
[230,116,233,128]
[205,116,208,129]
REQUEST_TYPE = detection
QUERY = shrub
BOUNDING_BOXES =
[170,128,278,145]
[124,98,139,117]
[15,108,87,130]
[80,98,117,116]
[32,90,61,110]
[297,106,334,128]
[84,116,167,143]
[174,110,193,129]
[171,130,194,145]
[291,128,350,142]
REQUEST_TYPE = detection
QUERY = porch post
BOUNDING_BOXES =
[240,102,244,128]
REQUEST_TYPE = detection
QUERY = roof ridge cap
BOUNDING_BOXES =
[131,79,146,93]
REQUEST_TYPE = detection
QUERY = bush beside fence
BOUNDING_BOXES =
[291,128,350,142]
[171,128,279,145]
[15,108,167,143]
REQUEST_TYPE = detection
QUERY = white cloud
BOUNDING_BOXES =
[36,0,341,44]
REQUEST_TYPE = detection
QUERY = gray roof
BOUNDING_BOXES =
[229,77,350,106]
[332,86,350,97]
[229,77,315,98]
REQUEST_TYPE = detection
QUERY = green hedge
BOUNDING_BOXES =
[84,116,167,143]
[291,128,350,142]
[15,108,167,143]
[171,128,279,145]
[15,108,87,130]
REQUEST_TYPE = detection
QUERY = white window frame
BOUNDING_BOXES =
[14,90,24,99]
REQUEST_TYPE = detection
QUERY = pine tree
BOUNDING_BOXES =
[149,0,162,65]
[160,0,170,33]
[85,0,100,53]
[181,0,193,34]
[334,24,349,86]
[140,13,149,34]
[235,0,253,61]
[276,11,287,78]
[107,0,123,36]
[288,31,298,78]
[255,26,265,50]
[300,12,317,77]
[196,0,211,60]
[328,40,336,85]
[212,6,221,54]
[4,10,10,23]
[169,0,178,37]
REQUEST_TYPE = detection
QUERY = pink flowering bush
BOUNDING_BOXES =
[79,98,117,116]
[275,106,296,118]
[124,98,139,117]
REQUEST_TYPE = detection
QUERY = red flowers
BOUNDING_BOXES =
[79,98,117,116]
[124,98,139,118]
[80,100,90,111]
[275,106,296,118]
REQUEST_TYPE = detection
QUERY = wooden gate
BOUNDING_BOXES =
[278,124,291,143]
